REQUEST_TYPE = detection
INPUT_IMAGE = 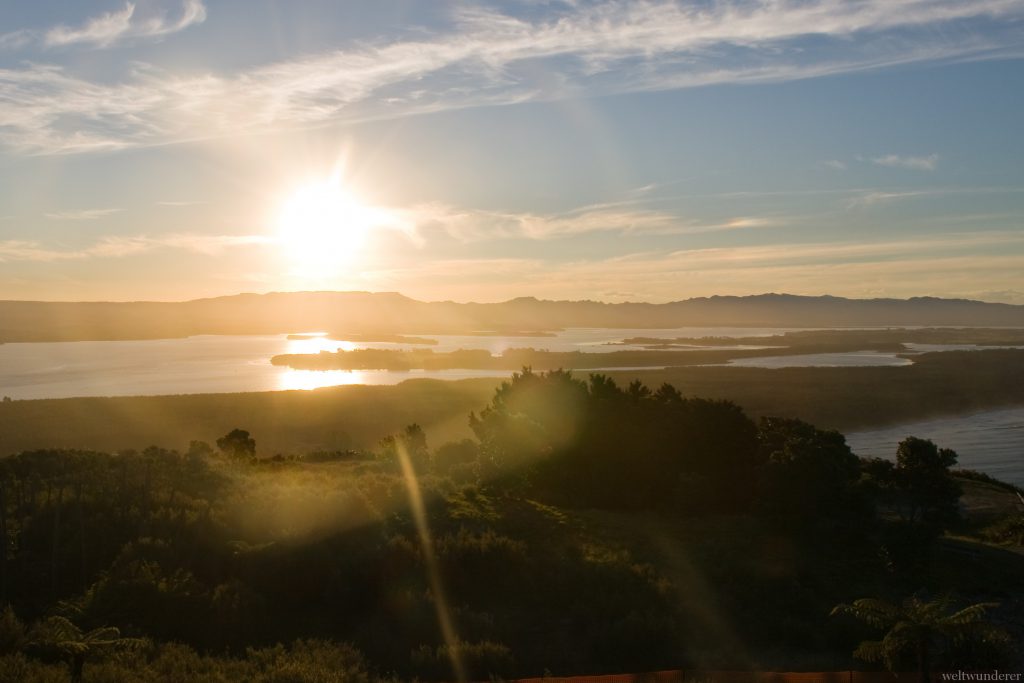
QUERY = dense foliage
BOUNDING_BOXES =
[0,370,1019,681]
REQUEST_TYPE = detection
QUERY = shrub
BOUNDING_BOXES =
[410,639,514,681]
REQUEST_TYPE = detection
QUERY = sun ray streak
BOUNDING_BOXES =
[395,442,466,683]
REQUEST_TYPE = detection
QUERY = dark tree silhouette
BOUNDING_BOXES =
[894,437,962,527]
[379,423,430,472]
[217,428,256,460]
[757,416,864,523]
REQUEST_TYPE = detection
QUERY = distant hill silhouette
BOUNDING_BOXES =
[1,291,1023,342]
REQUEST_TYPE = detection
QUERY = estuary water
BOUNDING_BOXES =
[1,330,1021,485]
[0,326,809,401]
[846,406,1024,487]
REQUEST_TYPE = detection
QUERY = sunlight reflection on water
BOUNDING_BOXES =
[283,333,357,354]
[0,328,1000,400]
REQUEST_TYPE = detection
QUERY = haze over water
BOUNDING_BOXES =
[3,328,1022,486]
[0,328,792,400]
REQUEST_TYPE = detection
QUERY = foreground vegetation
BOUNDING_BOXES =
[1,370,1021,681]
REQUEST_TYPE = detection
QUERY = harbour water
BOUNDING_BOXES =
[0,327,830,400]
[1,330,1021,485]
[846,406,1024,487]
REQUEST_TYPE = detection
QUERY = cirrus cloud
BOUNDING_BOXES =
[872,153,940,171]
[0,233,272,263]
[44,0,206,49]
[0,1,1022,154]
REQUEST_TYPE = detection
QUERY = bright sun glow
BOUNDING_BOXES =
[276,178,375,274]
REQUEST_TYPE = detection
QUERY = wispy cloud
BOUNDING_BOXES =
[0,29,34,50]
[0,238,139,262]
[44,208,123,221]
[157,233,274,255]
[872,153,940,171]
[824,160,847,171]
[156,200,207,207]
[0,232,270,263]
[362,231,1024,303]
[44,1,206,49]
[1,194,774,269]
[843,185,1024,208]
[845,190,934,208]
[1,1,1021,154]
[402,202,774,242]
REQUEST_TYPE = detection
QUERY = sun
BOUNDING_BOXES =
[276,178,375,274]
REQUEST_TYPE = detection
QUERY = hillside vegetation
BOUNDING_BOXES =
[1,371,1020,681]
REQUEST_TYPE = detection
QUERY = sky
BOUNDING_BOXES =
[1,0,1023,304]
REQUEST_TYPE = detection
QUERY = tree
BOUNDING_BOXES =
[831,595,1010,683]
[757,417,864,524]
[862,437,963,571]
[378,423,430,472]
[469,368,589,488]
[216,429,256,460]
[186,440,214,459]
[894,437,961,528]
[28,615,145,683]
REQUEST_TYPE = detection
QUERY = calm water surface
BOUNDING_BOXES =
[0,327,802,400]
[724,350,913,368]
[846,407,1024,487]
[1,329,1015,400]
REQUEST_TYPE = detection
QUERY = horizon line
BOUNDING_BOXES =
[1,290,1018,307]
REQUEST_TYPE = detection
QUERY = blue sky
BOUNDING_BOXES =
[1,0,1023,303]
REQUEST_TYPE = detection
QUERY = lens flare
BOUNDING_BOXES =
[395,441,466,683]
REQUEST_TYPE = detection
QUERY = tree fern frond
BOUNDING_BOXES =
[853,640,887,663]
[835,598,900,629]
[54,601,85,619]
[82,627,121,643]
[944,602,998,625]
[38,616,82,642]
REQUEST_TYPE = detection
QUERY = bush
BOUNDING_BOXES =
[249,640,371,683]
[0,606,26,655]
[433,440,479,475]
[0,653,67,683]
[983,514,1024,546]
[410,639,514,681]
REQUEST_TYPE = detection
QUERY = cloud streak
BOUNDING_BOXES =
[3,199,770,265]
[396,201,775,242]
[872,153,940,171]
[45,208,123,221]
[845,190,934,208]
[1,1,1021,154]
[363,231,1024,303]
[0,233,271,263]
[44,1,206,49]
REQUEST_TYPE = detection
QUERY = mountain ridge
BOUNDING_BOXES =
[1,291,1023,342]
